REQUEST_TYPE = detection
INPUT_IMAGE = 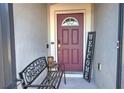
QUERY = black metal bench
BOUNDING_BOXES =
[19,57,66,89]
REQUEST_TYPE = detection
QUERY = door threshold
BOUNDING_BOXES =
[65,71,83,78]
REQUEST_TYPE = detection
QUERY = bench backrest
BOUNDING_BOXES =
[19,57,48,89]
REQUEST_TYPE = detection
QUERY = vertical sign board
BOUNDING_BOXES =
[83,32,96,82]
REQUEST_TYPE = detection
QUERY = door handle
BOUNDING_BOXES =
[58,44,61,48]
[58,40,61,49]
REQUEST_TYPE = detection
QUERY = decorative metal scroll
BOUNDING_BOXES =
[83,32,96,82]
[61,17,79,26]
[19,57,47,85]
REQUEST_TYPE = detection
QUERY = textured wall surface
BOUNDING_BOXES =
[0,17,5,88]
[13,4,48,77]
[121,64,124,88]
[93,4,119,88]
[0,4,16,88]
[122,19,124,88]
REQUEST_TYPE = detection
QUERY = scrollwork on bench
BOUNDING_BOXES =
[19,57,66,89]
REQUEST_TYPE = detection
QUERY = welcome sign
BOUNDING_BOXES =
[83,32,96,82]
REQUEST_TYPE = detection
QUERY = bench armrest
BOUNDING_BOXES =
[25,84,56,89]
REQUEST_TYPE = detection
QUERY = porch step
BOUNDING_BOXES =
[65,71,83,78]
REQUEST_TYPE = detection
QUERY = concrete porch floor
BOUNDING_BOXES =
[59,72,97,89]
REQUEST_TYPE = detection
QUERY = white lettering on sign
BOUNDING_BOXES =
[89,34,93,40]
[83,32,96,82]
[84,72,88,79]
[86,53,91,59]
[85,66,90,72]
[88,41,92,47]
[86,60,90,66]
[87,46,91,53]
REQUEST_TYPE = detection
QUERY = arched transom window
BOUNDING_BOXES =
[61,17,79,26]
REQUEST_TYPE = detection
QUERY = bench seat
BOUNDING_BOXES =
[40,71,63,89]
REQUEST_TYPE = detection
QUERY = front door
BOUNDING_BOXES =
[57,13,84,71]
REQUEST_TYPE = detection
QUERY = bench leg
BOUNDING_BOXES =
[64,72,66,84]
[47,72,52,84]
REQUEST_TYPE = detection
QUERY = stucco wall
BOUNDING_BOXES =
[122,19,124,88]
[0,18,5,88]
[13,4,48,77]
[48,3,93,63]
[0,4,16,88]
[93,4,119,88]
[121,62,124,88]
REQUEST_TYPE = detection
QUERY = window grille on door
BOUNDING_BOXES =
[61,17,79,26]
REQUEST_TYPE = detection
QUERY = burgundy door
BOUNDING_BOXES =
[57,13,83,71]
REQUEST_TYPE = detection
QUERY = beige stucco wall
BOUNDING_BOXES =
[94,3,119,88]
[48,4,93,62]
[13,4,48,78]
